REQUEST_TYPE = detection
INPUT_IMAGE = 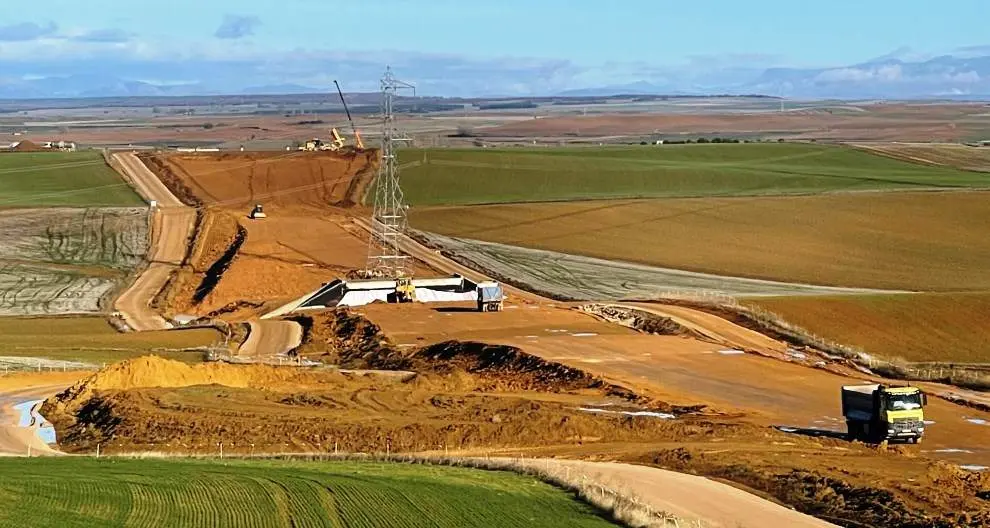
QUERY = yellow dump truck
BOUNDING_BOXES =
[841,384,928,443]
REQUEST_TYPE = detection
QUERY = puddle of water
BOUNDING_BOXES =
[924,420,936,425]
[778,426,798,433]
[960,465,988,472]
[577,407,675,419]
[545,329,568,333]
[571,333,598,337]
[718,349,745,355]
[786,350,807,360]
[935,449,973,454]
[965,418,988,425]
[11,400,57,445]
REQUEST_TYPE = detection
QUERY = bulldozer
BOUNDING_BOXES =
[248,204,267,219]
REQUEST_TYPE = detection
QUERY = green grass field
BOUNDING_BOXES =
[397,143,990,205]
[0,317,220,364]
[0,152,143,208]
[0,458,615,528]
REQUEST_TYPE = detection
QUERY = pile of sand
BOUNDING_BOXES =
[43,356,338,415]
[11,140,43,152]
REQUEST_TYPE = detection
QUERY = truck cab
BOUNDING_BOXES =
[841,384,928,443]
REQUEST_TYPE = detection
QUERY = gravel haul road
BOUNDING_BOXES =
[110,153,303,356]
[111,153,195,331]
[507,458,837,528]
[238,320,303,359]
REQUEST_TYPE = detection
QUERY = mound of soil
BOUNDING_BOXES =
[579,304,702,338]
[40,354,733,456]
[294,311,654,404]
[41,355,339,417]
[10,140,44,152]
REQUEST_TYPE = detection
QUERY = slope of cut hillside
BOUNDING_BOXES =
[136,150,418,317]
[145,150,379,210]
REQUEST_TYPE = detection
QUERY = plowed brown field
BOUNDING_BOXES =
[410,191,990,291]
[856,143,990,172]
[752,293,990,363]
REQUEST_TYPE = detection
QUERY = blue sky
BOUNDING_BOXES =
[1,0,989,97]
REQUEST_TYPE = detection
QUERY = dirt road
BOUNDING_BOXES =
[0,377,82,456]
[238,320,303,358]
[506,458,836,528]
[111,152,195,331]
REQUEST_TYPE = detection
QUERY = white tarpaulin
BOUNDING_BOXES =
[414,288,476,303]
[339,289,391,307]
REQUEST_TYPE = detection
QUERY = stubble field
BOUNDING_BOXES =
[410,191,990,291]
[0,317,220,365]
[751,293,990,363]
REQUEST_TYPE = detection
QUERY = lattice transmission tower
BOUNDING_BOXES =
[364,67,416,278]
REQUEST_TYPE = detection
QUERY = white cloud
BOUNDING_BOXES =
[214,14,260,40]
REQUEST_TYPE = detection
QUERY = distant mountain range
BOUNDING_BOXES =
[2,53,990,100]
[563,55,990,99]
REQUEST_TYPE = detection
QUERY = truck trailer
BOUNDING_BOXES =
[476,281,505,312]
[841,384,927,443]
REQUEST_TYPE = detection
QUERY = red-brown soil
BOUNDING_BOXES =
[140,150,436,318]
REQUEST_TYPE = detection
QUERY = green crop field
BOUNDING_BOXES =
[0,458,616,528]
[397,143,990,205]
[0,317,220,364]
[0,152,143,208]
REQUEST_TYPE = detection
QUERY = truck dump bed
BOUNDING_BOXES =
[841,384,879,422]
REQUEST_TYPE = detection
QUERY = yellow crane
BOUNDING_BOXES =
[335,80,365,150]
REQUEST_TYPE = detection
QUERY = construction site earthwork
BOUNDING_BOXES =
[3,71,990,528]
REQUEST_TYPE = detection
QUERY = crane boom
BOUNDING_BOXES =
[334,80,364,149]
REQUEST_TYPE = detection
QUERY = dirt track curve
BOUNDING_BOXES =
[111,153,302,356]
[505,458,836,528]
[238,320,303,358]
[111,152,195,331]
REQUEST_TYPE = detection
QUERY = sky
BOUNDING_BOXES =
[1,0,989,97]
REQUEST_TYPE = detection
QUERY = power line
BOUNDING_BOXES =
[364,67,416,279]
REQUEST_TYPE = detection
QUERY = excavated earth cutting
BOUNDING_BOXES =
[84,150,990,527]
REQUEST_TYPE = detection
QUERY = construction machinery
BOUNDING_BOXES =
[248,204,267,219]
[334,80,365,150]
[299,128,346,152]
[476,281,505,312]
[391,276,416,303]
[841,384,927,444]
